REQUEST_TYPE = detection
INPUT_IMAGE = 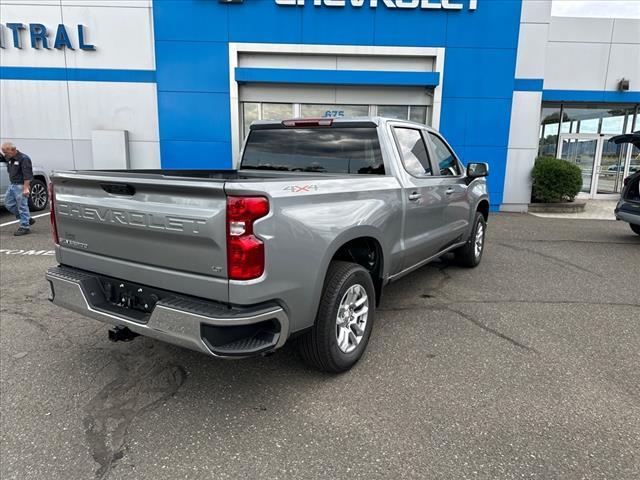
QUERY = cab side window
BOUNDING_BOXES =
[429,133,461,176]
[393,128,432,177]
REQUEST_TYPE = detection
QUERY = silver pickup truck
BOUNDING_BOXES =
[46,117,489,372]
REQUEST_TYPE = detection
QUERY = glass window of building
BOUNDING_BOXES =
[539,106,563,157]
[409,106,428,124]
[562,106,636,135]
[262,103,294,121]
[242,103,260,139]
[301,104,369,118]
[378,105,409,120]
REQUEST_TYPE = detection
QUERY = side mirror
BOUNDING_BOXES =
[467,162,489,180]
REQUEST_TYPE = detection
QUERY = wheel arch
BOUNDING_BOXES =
[476,198,490,221]
[319,229,387,308]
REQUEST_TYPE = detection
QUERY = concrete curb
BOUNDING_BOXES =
[528,201,587,214]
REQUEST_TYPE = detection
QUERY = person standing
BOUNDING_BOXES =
[1,142,35,236]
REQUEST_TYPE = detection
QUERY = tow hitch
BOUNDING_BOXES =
[108,326,140,342]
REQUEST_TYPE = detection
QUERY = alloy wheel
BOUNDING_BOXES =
[30,183,48,210]
[335,284,369,354]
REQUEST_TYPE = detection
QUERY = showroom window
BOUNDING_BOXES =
[300,104,369,118]
[538,103,638,157]
[241,102,431,139]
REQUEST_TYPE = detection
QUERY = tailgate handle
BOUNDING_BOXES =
[101,183,136,196]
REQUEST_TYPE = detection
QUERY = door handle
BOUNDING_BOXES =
[445,188,455,195]
[408,192,422,201]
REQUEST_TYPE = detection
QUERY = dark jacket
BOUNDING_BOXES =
[2,151,34,185]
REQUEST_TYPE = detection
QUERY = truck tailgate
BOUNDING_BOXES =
[52,171,228,301]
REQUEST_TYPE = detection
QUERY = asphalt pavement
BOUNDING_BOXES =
[1,208,639,480]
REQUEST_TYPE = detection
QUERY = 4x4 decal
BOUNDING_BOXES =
[282,184,319,193]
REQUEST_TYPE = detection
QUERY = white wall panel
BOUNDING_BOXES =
[520,0,551,24]
[238,53,434,72]
[61,5,155,70]
[239,54,336,70]
[606,43,640,92]
[336,86,431,105]
[544,42,610,90]
[67,82,159,142]
[128,141,160,169]
[508,91,542,150]
[70,139,160,170]
[5,139,76,173]
[515,23,549,79]
[0,80,71,140]
[0,4,65,68]
[612,19,640,44]
[548,17,614,43]
[239,83,432,106]
[61,1,152,8]
[336,55,434,72]
[71,140,93,170]
[240,83,336,103]
[501,148,537,210]
[0,1,60,6]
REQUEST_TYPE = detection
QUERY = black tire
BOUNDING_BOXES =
[454,212,487,268]
[630,223,640,236]
[28,179,49,211]
[297,261,376,373]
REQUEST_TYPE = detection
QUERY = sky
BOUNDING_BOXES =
[552,0,640,19]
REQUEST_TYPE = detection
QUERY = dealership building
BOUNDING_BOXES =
[1,0,639,211]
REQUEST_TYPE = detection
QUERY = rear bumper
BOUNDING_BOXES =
[46,266,289,358]
[615,202,640,225]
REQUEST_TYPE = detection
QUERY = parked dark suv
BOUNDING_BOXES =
[610,132,640,236]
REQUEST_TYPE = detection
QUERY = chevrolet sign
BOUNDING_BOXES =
[275,0,478,10]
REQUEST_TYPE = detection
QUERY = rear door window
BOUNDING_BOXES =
[393,128,432,177]
[241,127,385,175]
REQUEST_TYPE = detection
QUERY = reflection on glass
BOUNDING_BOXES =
[560,138,598,193]
[629,144,640,175]
[242,103,259,139]
[409,106,428,124]
[539,106,563,157]
[242,128,385,175]
[262,103,294,121]
[601,116,625,134]
[563,106,636,135]
[393,128,431,176]
[301,104,369,118]
[429,133,461,176]
[378,105,409,120]
[598,142,626,194]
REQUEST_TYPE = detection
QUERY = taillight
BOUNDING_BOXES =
[49,182,59,245]
[226,196,269,281]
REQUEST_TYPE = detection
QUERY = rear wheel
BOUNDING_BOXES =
[297,261,375,373]
[454,212,487,268]
[28,179,49,211]
[630,223,640,236]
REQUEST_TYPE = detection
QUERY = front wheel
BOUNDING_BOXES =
[630,223,640,236]
[454,212,487,268]
[28,179,49,211]
[297,261,375,373]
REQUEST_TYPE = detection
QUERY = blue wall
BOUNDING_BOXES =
[153,0,523,207]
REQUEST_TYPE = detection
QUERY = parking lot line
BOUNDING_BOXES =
[0,212,50,228]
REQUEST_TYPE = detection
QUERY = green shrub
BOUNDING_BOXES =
[531,156,583,203]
